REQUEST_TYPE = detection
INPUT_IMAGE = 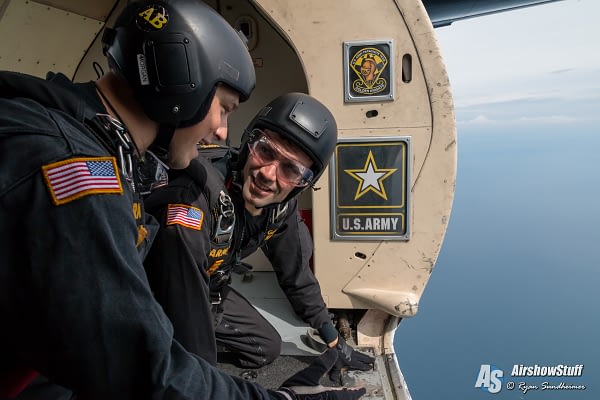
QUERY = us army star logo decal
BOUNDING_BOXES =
[344,150,397,200]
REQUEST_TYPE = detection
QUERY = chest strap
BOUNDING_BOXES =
[194,153,236,246]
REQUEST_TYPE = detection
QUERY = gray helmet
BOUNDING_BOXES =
[102,0,255,127]
[240,92,338,197]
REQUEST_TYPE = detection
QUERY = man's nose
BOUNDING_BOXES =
[259,162,278,181]
[215,125,228,142]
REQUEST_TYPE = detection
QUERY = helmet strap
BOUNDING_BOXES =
[178,85,218,128]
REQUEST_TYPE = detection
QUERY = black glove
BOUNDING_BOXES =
[329,336,375,383]
[271,348,367,400]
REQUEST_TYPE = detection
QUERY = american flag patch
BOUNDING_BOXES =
[166,204,204,230]
[42,157,123,205]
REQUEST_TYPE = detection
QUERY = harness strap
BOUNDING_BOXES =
[195,154,236,246]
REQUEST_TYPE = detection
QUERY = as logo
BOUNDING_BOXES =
[474,364,503,394]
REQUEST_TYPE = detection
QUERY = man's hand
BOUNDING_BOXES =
[329,336,375,383]
[271,348,366,400]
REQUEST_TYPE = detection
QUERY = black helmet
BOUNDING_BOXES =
[102,0,255,127]
[240,92,337,197]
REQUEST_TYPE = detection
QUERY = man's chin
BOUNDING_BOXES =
[248,193,270,207]
[242,197,265,215]
[168,154,193,170]
[167,147,198,169]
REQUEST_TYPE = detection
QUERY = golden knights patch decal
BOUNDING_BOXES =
[344,40,394,103]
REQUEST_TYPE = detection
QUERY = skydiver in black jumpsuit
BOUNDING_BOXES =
[0,1,364,399]
[144,93,375,378]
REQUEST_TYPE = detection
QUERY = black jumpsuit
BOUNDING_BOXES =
[144,148,334,369]
[0,71,276,399]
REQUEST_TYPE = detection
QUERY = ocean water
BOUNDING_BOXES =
[394,130,600,399]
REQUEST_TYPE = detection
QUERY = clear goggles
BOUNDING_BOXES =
[247,129,314,187]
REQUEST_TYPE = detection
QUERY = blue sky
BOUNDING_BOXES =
[436,0,600,136]
[395,1,600,399]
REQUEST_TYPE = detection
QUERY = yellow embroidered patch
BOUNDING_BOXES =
[136,225,149,247]
[198,143,221,149]
[207,259,225,276]
[265,228,278,241]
